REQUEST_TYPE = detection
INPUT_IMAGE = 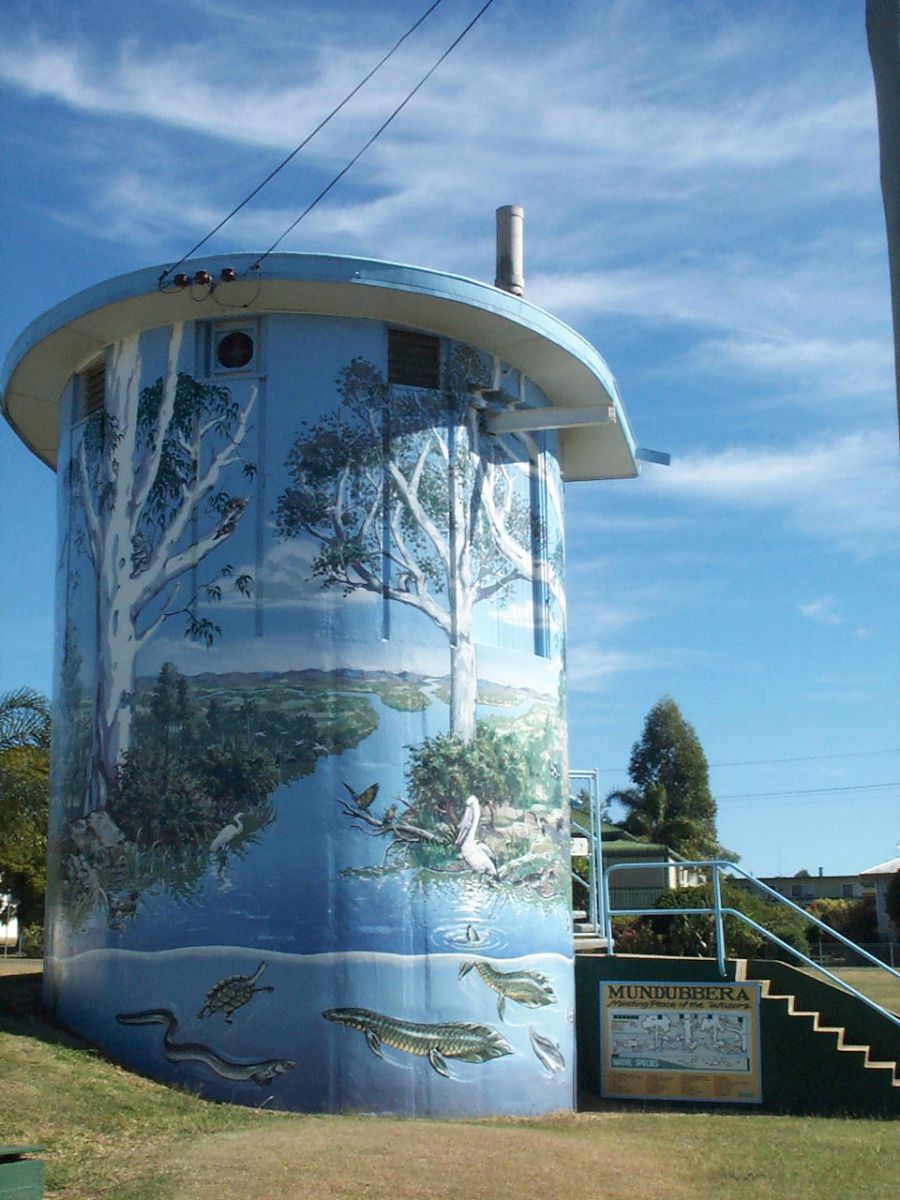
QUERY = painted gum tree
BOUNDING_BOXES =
[274,346,564,741]
[70,323,256,809]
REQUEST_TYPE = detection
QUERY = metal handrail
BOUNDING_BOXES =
[571,812,600,930]
[603,859,900,1031]
[569,770,605,933]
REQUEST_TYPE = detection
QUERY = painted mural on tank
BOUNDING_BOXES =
[45,312,574,1117]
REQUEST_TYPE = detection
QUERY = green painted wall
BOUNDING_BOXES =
[576,955,899,1116]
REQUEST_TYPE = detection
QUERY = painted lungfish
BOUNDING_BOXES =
[322,1007,513,1078]
[458,960,556,1020]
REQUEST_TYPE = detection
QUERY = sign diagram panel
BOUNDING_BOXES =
[600,981,762,1104]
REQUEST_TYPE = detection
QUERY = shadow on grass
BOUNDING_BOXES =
[0,968,95,1051]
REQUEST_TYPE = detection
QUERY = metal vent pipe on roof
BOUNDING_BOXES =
[495,205,524,296]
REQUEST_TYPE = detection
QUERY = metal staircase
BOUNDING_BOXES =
[597,860,899,1114]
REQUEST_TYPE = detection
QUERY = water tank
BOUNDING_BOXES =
[2,252,637,1116]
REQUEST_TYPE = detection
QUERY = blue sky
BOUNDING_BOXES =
[1,0,897,877]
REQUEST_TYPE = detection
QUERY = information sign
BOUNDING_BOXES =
[600,980,762,1104]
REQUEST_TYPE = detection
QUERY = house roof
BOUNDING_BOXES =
[859,856,900,876]
[602,841,683,860]
[757,874,862,885]
[600,820,687,862]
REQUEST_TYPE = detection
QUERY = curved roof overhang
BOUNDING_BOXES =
[1,252,638,482]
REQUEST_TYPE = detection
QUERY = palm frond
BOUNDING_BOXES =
[0,688,51,753]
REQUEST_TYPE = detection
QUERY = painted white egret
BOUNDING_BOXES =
[210,812,244,854]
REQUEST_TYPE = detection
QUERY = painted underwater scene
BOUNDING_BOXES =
[54,946,574,1117]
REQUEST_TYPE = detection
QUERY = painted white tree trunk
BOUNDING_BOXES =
[76,324,256,810]
[92,571,138,808]
[449,634,477,742]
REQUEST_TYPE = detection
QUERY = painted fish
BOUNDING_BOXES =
[116,1009,295,1086]
[529,1027,566,1074]
[458,960,556,1020]
[322,1007,513,1078]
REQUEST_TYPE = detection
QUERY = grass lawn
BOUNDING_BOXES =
[1,966,898,1200]
[829,966,900,1014]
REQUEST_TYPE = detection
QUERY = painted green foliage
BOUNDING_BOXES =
[58,662,386,924]
[68,326,257,810]
[275,350,564,741]
[337,707,567,898]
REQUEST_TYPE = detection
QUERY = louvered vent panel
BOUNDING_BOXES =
[81,361,106,417]
[388,329,441,389]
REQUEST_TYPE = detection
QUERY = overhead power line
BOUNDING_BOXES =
[709,748,900,769]
[250,0,497,272]
[717,781,899,802]
[593,747,900,773]
[158,0,447,287]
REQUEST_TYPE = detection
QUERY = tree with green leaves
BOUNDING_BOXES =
[70,324,256,809]
[614,879,808,958]
[274,349,564,740]
[0,688,51,929]
[606,696,734,861]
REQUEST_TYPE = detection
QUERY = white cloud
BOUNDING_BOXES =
[798,597,842,626]
[0,36,396,153]
[563,600,641,639]
[566,646,658,691]
[690,335,894,403]
[529,249,892,412]
[0,2,882,276]
[641,430,900,555]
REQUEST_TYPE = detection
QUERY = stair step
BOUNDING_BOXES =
[749,963,899,1112]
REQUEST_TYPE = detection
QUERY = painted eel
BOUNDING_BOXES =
[458,960,556,1019]
[322,1007,513,1078]
[116,1009,295,1086]
[529,1027,566,1074]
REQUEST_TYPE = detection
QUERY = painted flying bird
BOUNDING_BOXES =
[343,782,379,810]
[455,795,498,878]
[210,812,244,853]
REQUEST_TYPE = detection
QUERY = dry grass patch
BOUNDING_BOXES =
[150,1110,900,1200]
[158,1115,697,1200]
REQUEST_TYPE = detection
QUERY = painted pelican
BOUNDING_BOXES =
[210,812,244,854]
[455,795,498,877]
